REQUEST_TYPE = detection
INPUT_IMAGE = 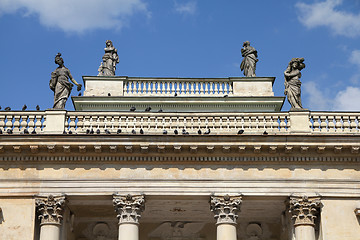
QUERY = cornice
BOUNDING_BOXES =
[0,135,359,162]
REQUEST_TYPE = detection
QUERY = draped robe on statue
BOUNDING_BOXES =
[240,46,258,77]
[50,67,74,109]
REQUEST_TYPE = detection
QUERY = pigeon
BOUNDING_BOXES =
[140,129,144,134]
[0,129,2,134]
[204,129,211,134]
[23,129,29,134]
[174,129,178,135]
[163,130,167,134]
[0,106,1,110]
[174,93,178,97]
[108,93,111,96]
[105,129,111,134]
[90,129,94,134]
[224,94,228,97]
[145,107,151,112]
[263,130,268,135]
[36,105,40,111]
[86,129,91,134]
[182,129,186,134]
[22,104,27,111]
[132,129,136,134]
[7,129,13,134]
[96,129,101,134]
[117,129,122,134]
[68,130,73,134]
[237,129,244,134]
[158,109,163,113]
[198,129,202,135]
[5,107,11,111]
[78,92,82,96]
[130,106,136,112]
[31,129,36,134]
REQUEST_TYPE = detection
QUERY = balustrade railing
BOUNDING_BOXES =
[64,112,288,134]
[0,112,46,134]
[309,112,359,133]
[1,111,360,135]
[123,79,233,96]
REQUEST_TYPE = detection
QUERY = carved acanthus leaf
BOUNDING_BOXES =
[210,195,242,225]
[289,196,321,226]
[36,195,66,225]
[113,194,145,225]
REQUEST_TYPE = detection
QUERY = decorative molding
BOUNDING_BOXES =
[113,194,145,225]
[210,195,242,225]
[289,196,321,227]
[35,195,66,226]
[13,146,21,153]
[63,146,71,153]
[0,155,359,163]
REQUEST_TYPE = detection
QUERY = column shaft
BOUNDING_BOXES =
[294,225,316,240]
[217,224,237,240]
[118,223,139,240]
[39,224,61,240]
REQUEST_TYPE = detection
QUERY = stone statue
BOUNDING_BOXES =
[50,53,82,109]
[240,41,258,77]
[98,40,119,76]
[284,58,306,110]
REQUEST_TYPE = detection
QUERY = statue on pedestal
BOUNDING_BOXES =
[284,58,306,110]
[98,40,119,76]
[50,53,82,109]
[240,41,258,77]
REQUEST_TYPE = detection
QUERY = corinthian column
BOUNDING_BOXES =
[35,195,66,240]
[289,196,321,240]
[113,194,145,240]
[210,195,242,240]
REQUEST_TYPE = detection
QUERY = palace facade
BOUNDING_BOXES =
[0,76,359,240]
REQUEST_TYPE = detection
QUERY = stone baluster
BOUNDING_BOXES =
[113,194,145,240]
[210,195,242,240]
[289,196,321,240]
[36,195,66,240]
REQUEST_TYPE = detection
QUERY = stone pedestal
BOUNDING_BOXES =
[113,194,145,240]
[36,195,66,240]
[289,196,321,240]
[210,195,242,240]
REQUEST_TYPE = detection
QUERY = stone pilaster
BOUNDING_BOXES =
[113,194,145,225]
[36,195,66,226]
[210,195,242,225]
[289,196,321,227]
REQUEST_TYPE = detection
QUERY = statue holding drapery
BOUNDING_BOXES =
[284,57,306,110]
[98,40,119,76]
[49,53,82,109]
[240,41,258,77]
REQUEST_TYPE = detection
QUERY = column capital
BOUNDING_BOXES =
[35,194,66,226]
[289,196,321,226]
[113,194,145,225]
[210,195,242,225]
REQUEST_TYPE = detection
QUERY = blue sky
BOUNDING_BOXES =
[0,0,360,111]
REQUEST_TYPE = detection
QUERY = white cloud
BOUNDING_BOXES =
[0,0,149,33]
[332,86,360,110]
[303,81,360,111]
[349,49,360,66]
[174,1,197,15]
[303,81,331,110]
[296,0,360,37]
